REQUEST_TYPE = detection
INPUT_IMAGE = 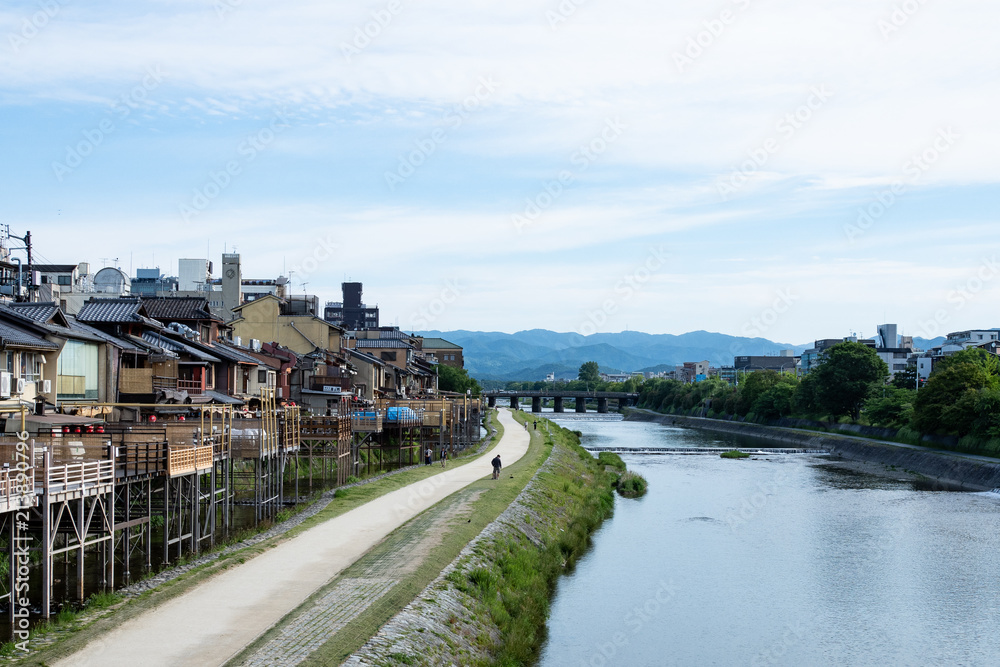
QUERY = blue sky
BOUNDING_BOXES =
[1,0,997,345]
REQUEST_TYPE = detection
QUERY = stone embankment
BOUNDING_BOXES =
[346,421,615,666]
[626,409,1000,491]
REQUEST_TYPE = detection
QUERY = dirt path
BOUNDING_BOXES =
[53,409,529,667]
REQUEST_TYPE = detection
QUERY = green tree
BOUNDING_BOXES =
[578,361,601,383]
[863,386,916,428]
[912,348,1000,435]
[751,376,799,421]
[811,342,889,420]
[891,367,918,390]
[436,364,481,395]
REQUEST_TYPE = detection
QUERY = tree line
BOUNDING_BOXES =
[637,341,1000,455]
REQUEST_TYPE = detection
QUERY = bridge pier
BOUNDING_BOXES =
[554,397,564,413]
[597,398,608,413]
[488,396,496,408]
[575,397,586,413]
[531,397,542,413]
[510,396,519,410]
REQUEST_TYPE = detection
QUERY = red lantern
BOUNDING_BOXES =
[149,415,158,423]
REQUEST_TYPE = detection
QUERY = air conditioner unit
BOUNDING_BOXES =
[15,378,26,395]
[0,372,10,399]
[42,379,52,394]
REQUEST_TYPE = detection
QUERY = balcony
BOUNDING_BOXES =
[308,375,352,393]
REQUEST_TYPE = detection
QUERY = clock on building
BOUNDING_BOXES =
[225,269,236,278]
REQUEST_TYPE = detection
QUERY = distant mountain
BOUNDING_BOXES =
[416,329,810,381]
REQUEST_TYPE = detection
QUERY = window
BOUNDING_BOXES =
[56,341,98,398]
[19,352,42,383]
[57,275,72,286]
[381,351,397,362]
[258,370,268,383]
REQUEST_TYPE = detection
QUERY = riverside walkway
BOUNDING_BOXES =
[54,409,530,667]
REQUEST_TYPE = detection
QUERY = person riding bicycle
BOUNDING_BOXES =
[491,454,502,479]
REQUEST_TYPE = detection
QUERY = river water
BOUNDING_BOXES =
[539,414,1000,667]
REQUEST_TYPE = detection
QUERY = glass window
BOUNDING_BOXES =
[57,275,72,286]
[56,340,99,398]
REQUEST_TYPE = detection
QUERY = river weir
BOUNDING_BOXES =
[540,415,1000,666]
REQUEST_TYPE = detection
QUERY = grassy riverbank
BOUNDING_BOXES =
[347,412,618,666]
[5,412,505,666]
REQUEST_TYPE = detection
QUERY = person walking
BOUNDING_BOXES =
[425,447,433,466]
[533,420,537,430]
[440,449,448,468]
[491,454,502,480]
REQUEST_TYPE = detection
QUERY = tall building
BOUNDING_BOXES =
[178,259,213,291]
[220,253,242,321]
[324,282,379,330]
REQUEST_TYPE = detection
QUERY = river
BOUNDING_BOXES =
[538,413,1000,667]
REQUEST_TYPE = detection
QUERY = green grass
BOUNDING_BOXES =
[447,419,617,666]
[721,450,751,459]
[616,471,648,498]
[597,451,626,471]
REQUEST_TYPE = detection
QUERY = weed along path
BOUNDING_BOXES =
[51,410,530,667]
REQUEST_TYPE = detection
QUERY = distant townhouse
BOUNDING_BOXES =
[418,337,464,368]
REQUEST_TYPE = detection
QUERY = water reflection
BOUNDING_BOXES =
[540,417,1000,667]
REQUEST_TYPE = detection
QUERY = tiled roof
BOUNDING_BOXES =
[193,340,260,365]
[67,319,145,351]
[0,321,60,350]
[6,302,59,323]
[142,297,217,322]
[34,264,78,273]
[142,331,220,363]
[419,337,461,350]
[354,339,413,349]
[78,298,162,327]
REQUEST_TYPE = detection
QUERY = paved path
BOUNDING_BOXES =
[55,409,529,667]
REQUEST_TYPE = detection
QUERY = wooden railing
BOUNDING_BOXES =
[167,446,214,477]
[300,416,352,441]
[350,412,383,432]
[177,379,204,395]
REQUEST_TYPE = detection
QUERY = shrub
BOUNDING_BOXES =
[720,450,750,459]
[616,471,648,498]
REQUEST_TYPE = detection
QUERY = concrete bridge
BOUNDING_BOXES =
[482,390,640,414]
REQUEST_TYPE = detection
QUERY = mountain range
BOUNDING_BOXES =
[416,329,945,381]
